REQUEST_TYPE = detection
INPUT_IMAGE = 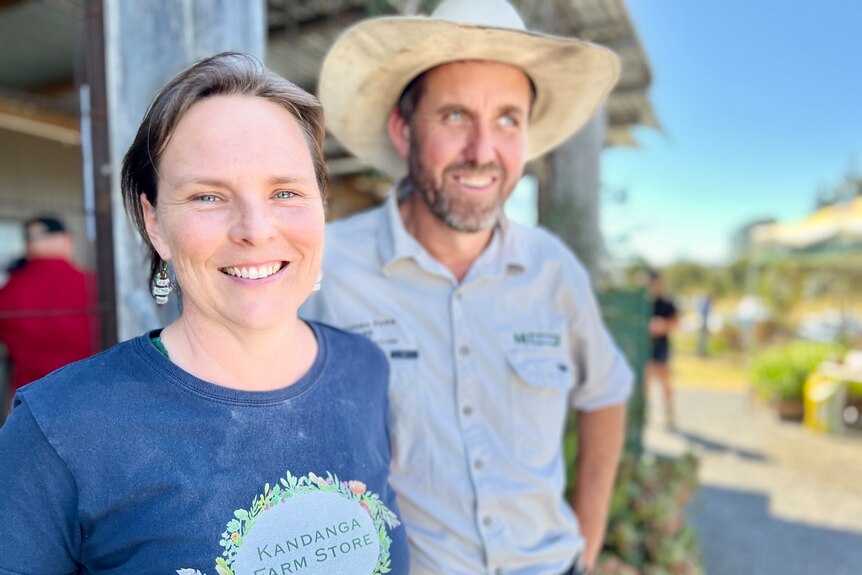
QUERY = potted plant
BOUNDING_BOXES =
[750,341,846,420]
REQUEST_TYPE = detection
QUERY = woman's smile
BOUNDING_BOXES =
[219,261,286,280]
[143,94,325,332]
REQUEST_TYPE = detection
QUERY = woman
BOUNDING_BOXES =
[0,52,408,575]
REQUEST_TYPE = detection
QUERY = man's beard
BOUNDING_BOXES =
[407,139,509,234]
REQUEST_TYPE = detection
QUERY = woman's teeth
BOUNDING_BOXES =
[221,262,284,279]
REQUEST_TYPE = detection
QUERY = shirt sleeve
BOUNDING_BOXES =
[567,282,634,412]
[0,397,81,574]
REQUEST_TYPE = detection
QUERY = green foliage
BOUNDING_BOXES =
[565,287,703,574]
[750,341,847,401]
[598,287,652,456]
[757,263,806,326]
[663,261,713,296]
[814,160,861,208]
[593,454,703,575]
[619,259,751,300]
[675,324,745,357]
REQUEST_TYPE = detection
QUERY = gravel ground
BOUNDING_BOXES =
[645,388,862,575]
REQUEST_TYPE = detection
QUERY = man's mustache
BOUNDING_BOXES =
[444,162,505,177]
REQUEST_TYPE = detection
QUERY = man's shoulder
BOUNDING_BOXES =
[511,221,576,254]
[2,259,88,287]
[327,204,386,238]
[322,205,391,272]
[0,266,42,307]
[658,296,678,314]
[509,222,588,275]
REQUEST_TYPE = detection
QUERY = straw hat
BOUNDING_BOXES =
[318,0,621,178]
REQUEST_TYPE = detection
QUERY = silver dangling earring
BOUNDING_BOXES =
[151,261,174,305]
[312,271,323,292]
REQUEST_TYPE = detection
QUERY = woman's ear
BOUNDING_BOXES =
[140,194,171,260]
[387,108,411,159]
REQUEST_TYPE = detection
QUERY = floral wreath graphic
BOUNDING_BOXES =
[177,470,400,575]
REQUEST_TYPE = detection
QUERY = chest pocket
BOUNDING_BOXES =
[508,349,576,468]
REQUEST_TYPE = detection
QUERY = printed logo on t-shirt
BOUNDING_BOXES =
[177,470,399,575]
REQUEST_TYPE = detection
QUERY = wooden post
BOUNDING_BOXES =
[540,110,608,283]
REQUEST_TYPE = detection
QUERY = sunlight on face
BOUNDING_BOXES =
[142,95,324,332]
[407,61,531,233]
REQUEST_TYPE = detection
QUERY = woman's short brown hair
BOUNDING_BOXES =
[120,51,327,281]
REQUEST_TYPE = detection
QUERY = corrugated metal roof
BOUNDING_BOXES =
[519,0,657,140]
[0,0,79,91]
[266,0,658,155]
[0,0,655,152]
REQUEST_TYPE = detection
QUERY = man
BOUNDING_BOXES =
[646,270,678,428]
[301,1,633,573]
[0,216,98,400]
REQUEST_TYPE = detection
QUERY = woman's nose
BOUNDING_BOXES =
[229,197,278,246]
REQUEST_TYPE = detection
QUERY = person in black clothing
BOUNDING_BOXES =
[646,270,678,428]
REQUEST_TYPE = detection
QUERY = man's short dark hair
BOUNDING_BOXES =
[395,64,538,123]
[397,72,427,123]
[24,216,66,243]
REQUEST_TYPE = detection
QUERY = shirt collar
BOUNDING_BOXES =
[377,181,530,278]
[377,184,425,271]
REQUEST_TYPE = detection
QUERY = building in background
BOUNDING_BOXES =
[0,0,654,345]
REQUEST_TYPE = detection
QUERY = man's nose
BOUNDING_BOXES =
[464,124,496,166]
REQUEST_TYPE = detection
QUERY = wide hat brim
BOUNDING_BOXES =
[319,16,621,178]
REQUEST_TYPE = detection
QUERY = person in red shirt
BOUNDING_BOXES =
[0,216,98,402]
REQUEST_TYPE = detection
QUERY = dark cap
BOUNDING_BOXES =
[24,216,67,242]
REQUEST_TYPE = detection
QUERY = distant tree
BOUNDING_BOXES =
[614,258,653,290]
[758,262,805,332]
[730,218,776,259]
[664,261,710,296]
[724,257,750,297]
[815,158,861,208]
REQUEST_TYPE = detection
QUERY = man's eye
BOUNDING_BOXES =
[499,115,518,127]
[195,194,219,202]
[275,190,297,199]
[445,110,465,122]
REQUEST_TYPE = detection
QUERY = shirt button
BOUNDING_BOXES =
[494,569,503,575]
[462,405,473,416]
[474,459,484,470]
[459,345,470,356]
[455,292,464,301]
[482,515,493,527]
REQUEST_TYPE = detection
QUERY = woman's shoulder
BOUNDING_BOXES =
[14,335,155,416]
[307,320,389,387]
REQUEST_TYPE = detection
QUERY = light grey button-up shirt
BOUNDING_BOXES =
[300,191,633,575]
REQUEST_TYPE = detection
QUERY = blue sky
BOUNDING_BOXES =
[601,0,862,265]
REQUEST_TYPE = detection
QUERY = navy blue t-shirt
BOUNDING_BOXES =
[0,321,408,575]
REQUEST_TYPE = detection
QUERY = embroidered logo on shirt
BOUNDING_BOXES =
[177,470,399,575]
[513,332,561,347]
[344,317,402,347]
